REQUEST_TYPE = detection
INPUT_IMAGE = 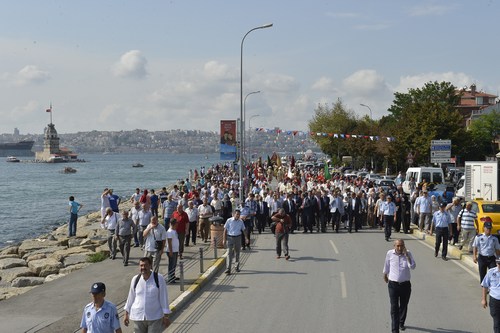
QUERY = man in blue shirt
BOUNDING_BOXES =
[108,189,121,213]
[481,258,500,333]
[81,282,121,333]
[68,196,82,237]
[380,196,396,242]
[223,209,249,275]
[430,202,452,260]
[473,222,500,283]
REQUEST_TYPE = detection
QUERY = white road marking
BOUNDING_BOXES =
[340,271,347,298]
[329,240,339,254]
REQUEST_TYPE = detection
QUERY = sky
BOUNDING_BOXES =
[1,0,499,135]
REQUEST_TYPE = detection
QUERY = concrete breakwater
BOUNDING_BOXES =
[0,210,113,301]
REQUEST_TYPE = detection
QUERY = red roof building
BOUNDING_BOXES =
[455,84,498,127]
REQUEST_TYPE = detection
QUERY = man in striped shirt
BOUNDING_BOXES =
[457,201,478,252]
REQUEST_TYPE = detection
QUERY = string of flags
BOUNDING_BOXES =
[253,127,395,142]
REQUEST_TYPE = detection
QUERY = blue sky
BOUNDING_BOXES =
[1,0,499,134]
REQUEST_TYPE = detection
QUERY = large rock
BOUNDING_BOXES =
[18,239,63,257]
[44,273,67,283]
[28,258,63,277]
[21,246,67,261]
[0,267,35,283]
[0,245,19,255]
[0,258,27,269]
[63,254,89,267]
[11,277,45,287]
[25,253,47,263]
[0,254,20,260]
[50,247,93,262]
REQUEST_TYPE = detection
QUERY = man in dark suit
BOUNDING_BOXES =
[320,190,330,233]
[255,194,268,234]
[282,193,297,233]
[347,191,362,233]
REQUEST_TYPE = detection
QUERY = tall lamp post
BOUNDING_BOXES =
[243,90,261,163]
[359,103,372,120]
[248,114,260,162]
[360,103,374,170]
[239,23,273,201]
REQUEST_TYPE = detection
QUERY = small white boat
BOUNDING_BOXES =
[6,156,20,162]
[132,163,144,168]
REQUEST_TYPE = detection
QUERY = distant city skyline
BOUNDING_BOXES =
[1,0,499,134]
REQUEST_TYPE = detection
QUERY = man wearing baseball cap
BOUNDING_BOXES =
[430,202,453,260]
[481,257,500,332]
[473,221,500,283]
[81,282,122,333]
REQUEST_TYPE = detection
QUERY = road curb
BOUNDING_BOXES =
[169,253,227,313]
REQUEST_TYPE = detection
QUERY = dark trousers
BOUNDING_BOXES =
[449,223,459,244]
[186,222,197,245]
[388,281,411,333]
[479,255,497,283]
[331,211,341,232]
[276,232,289,257]
[349,213,360,232]
[302,210,313,232]
[435,227,449,258]
[117,235,131,264]
[490,296,500,333]
[319,211,327,232]
[69,213,78,236]
[167,252,178,282]
[384,215,394,240]
[256,214,266,233]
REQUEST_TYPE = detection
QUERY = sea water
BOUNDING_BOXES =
[0,153,223,247]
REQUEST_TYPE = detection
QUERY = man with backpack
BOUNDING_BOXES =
[124,257,171,333]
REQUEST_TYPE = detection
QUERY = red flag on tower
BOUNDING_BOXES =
[46,104,52,112]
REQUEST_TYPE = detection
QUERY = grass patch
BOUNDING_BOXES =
[87,252,108,263]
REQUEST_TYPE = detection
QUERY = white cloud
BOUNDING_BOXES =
[15,65,50,86]
[262,73,299,93]
[409,4,455,17]
[203,60,238,81]
[112,50,148,79]
[343,69,388,95]
[396,72,473,92]
[311,76,338,93]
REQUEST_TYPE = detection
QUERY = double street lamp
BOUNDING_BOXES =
[243,90,261,164]
[239,23,273,201]
[248,114,260,162]
[359,103,373,120]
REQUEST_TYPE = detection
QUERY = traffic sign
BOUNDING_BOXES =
[431,157,451,163]
[431,151,451,157]
[431,140,451,145]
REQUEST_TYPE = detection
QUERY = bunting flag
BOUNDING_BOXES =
[252,127,395,141]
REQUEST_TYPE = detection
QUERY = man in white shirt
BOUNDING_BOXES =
[101,207,119,259]
[124,257,171,333]
[143,216,166,273]
[165,219,180,283]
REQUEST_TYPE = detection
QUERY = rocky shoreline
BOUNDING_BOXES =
[0,206,130,301]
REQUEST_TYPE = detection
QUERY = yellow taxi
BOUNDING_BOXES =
[472,199,500,237]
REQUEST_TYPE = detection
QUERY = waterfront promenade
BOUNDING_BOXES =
[0,238,226,333]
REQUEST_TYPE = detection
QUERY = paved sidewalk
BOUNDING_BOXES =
[0,241,227,333]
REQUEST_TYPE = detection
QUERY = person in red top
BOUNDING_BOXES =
[271,208,292,260]
[171,203,189,259]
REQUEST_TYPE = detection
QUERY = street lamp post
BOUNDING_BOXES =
[248,114,260,162]
[239,23,273,201]
[359,103,372,120]
[360,103,374,170]
[243,91,261,163]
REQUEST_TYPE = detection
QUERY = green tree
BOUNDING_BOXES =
[387,81,467,165]
[468,109,500,158]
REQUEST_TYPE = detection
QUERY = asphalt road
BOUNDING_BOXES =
[169,228,492,333]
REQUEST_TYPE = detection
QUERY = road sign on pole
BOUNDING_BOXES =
[430,140,451,163]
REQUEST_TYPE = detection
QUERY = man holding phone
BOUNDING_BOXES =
[383,239,416,332]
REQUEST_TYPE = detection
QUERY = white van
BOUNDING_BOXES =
[402,167,444,194]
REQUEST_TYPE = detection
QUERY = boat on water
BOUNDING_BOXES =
[132,163,144,168]
[0,140,35,157]
[6,156,20,162]
[61,167,77,173]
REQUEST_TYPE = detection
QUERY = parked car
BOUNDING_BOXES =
[471,199,500,238]
[365,173,382,181]
[376,179,396,192]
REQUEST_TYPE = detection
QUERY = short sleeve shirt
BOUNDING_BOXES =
[80,300,120,333]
